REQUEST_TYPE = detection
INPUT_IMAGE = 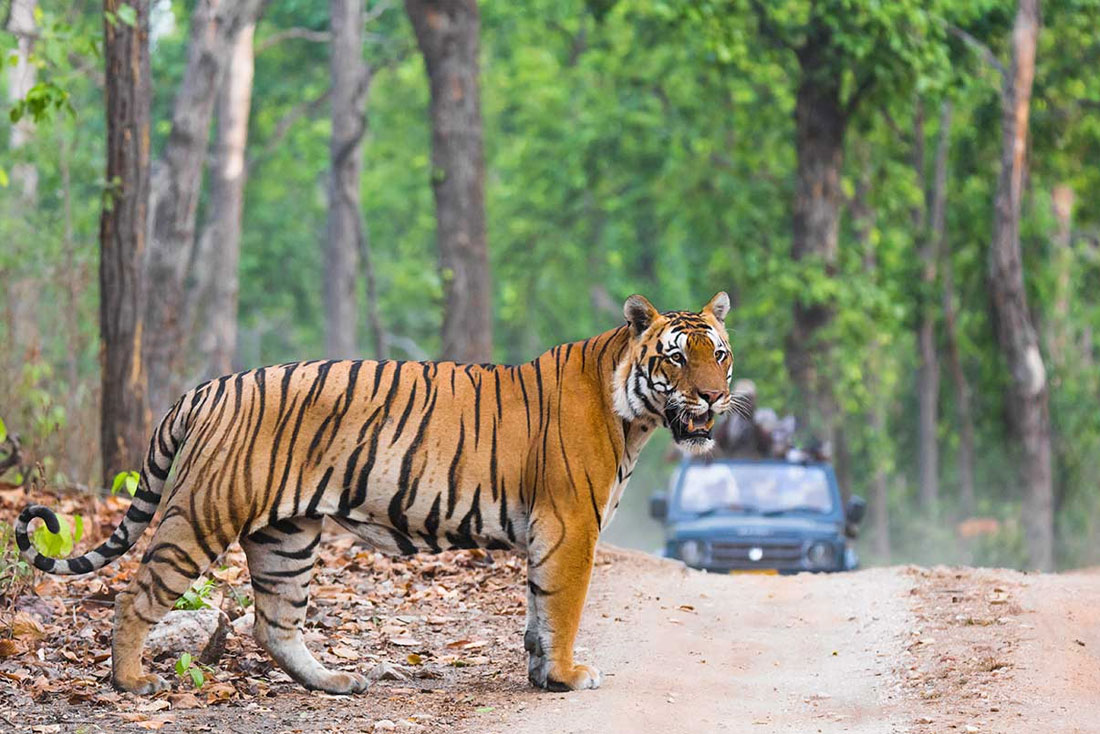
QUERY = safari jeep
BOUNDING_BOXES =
[649,458,866,574]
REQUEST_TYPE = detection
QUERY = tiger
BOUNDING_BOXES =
[16,292,734,695]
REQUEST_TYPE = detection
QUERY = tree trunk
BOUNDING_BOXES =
[100,0,152,485]
[989,0,1052,570]
[1048,184,1074,370]
[406,0,493,362]
[785,41,845,447]
[192,17,258,379]
[913,101,940,511]
[144,0,265,416]
[5,0,38,203]
[933,101,977,513]
[324,0,366,358]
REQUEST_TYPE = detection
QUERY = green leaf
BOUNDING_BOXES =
[176,652,192,676]
[111,470,139,496]
[32,515,76,558]
[73,515,84,546]
[116,5,137,27]
[189,667,205,688]
[0,416,7,443]
[0,168,8,189]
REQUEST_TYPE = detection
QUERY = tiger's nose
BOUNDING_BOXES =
[698,389,726,407]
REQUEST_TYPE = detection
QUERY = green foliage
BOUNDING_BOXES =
[175,578,217,611]
[110,471,140,498]
[174,652,210,689]
[9,81,74,125]
[0,416,7,444]
[4,0,1100,570]
[31,513,84,559]
[0,522,34,596]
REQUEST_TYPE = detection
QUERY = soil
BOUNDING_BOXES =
[3,487,1100,733]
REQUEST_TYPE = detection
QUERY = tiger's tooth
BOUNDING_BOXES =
[687,418,696,432]
[705,417,716,430]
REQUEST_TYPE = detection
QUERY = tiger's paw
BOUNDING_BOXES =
[113,672,171,695]
[310,671,370,695]
[529,658,603,691]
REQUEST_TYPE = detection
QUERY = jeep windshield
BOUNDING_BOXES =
[676,463,835,517]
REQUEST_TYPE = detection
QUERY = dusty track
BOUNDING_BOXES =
[5,543,1100,733]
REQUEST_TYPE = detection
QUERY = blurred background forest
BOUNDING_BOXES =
[1,0,1099,572]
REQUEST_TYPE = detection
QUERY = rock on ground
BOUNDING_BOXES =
[145,609,231,664]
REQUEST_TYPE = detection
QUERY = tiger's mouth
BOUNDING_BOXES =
[666,406,716,444]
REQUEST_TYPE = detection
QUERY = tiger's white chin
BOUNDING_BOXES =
[677,437,715,455]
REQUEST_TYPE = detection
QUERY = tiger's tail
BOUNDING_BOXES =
[15,394,192,575]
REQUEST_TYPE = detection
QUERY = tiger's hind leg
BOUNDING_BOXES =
[242,517,368,694]
[112,502,232,694]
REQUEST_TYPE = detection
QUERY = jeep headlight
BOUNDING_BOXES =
[806,541,836,570]
[678,539,707,567]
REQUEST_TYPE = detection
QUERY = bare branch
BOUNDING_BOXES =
[844,73,876,118]
[943,22,1007,80]
[246,87,332,175]
[255,27,331,54]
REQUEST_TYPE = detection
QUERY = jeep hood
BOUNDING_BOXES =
[669,513,841,539]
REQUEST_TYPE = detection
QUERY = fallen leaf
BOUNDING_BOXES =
[134,716,175,731]
[136,699,171,713]
[406,653,423,665]
[390,635,422,647]
[11,612,46,640]
[168,692,202,709]
[204,681,237,703]
[331,645,360,660]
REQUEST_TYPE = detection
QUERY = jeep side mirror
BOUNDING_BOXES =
[649,492,669,521]
[845,495,866,526]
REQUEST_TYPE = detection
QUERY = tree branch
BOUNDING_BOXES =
[747,0,793,53]
[246,87,332,175]
[944,22,1007,81]
[255,27,331,54]
[844,73,876,119]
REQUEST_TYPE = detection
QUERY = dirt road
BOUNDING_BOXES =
[6,545,1100,733]
[464,551,1100,734]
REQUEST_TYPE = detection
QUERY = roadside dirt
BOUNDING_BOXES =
[4,486,1100,733]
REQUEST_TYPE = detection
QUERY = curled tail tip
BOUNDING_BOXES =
[17,504,61,534]
[15,504,62,572]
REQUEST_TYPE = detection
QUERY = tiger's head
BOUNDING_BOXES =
[612,292,734,454]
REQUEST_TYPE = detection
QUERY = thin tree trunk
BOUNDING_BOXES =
[406,0,493,362]
[913,100,940,510]
[1048,184,1074,369]
[100,0,152,484]
[144,0,265,416]
[5,0,38,203]
[785,39,845,449]
[989,0,1052,570]
[933,101,977,513]
[358,221,388,358]
[192,19,258,378]
[324,0,366,358]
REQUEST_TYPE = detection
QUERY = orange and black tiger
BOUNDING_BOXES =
[17,292,735,694]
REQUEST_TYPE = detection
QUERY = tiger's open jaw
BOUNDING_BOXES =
[666,406,716,449]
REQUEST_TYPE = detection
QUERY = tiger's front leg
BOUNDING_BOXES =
[525,526,602,691]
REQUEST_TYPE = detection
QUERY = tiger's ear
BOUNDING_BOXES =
[703,291,731,323]
[623,294,659,336]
